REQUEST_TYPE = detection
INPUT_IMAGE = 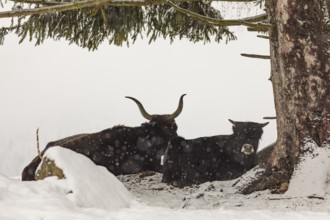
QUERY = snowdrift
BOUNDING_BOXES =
[36,147,134,210]
[1,147,330,220]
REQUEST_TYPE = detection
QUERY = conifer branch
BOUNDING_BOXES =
[100,6,109,27]
[0,0,195,18]
[0,0,268,20]
[0,0,116,18]
[166,0,269,28]
[9,0,62,6]
[8,0,259,5]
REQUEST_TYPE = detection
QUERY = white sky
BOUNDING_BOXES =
[0,6,276,176]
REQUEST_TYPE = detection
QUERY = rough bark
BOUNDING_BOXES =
[241,0,330,194]
[326,0,330,15]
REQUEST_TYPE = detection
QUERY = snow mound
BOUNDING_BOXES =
[286,144,330,197]
[0,175,81,220]
[41,147,134,210]
[1,171,330,219]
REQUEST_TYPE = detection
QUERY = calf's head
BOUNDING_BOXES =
[225,119,269,165]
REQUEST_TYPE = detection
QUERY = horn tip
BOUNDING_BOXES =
[228,119,236,125]
[262,122,270,127]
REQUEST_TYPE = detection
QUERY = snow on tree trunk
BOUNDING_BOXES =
[240,0,330,194]
[286,143,330,197]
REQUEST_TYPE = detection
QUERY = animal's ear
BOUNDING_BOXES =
[228,119,237,126]
[261,122,269,127]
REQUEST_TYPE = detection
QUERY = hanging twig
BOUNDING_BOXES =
[36,128,42,160]
[100,6,109,27]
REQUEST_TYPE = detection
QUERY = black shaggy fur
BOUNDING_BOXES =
[162,120,268,187]
[22,117,179,181]
[21,92,187,181]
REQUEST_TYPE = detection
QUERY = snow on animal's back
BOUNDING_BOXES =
[42,146,134,210]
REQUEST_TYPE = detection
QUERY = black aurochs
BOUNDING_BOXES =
[162,119,268,187]
[22,94,186,181]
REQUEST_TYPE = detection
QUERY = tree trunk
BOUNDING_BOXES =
[240,0,330,194]
[326,0,330,16]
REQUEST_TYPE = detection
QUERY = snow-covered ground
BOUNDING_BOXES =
[1,147,329,220]
[0,5,327,218]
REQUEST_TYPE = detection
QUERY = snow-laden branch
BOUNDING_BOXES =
[9,0,62,6]
[0,0,189,18]
[166,0,269,28]
[0,0,265,19]
[0,0,98,18]
[8,0,258,5]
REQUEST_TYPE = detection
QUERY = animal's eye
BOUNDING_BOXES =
[171,124,178,130]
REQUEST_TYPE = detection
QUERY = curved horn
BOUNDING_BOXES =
[228,119,237,126]
[261,122,269,128]
[167,94,186,120]
[126,96,153,120]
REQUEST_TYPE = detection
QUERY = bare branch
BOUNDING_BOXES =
[36,128,42,160]
[241,53,270,59]
[263,117,277,120]
[257,35,269,39]
[247,26,269,32]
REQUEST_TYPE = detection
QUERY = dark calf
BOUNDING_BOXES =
[162,119,268,187]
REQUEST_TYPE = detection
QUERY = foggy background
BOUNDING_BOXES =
[0,26,276,177]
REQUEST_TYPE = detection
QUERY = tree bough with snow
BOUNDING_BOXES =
[0,1,244,49]
[0,0,272,49]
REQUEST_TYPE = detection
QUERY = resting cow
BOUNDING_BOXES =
[162,119,268,187]
[22,94,186,181]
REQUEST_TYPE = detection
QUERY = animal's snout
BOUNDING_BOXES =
[241,144,255,156]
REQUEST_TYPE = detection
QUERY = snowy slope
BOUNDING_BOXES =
[0,147,330,220]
